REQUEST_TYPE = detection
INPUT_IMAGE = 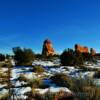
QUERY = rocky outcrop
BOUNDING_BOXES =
[75,44,89,53]
[75,44,84,53]
[83,46,89,53]
[42,39,55,56]
[75,44,96,55]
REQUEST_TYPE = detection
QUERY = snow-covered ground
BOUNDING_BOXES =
[0,89,8,99]
[32,59,60,66]
[0,59,100,99]
[34,87,71,94]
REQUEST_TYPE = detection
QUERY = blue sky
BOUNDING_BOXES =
[0,0,100,54]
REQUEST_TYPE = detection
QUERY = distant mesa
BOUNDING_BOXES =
[42,39,55,56]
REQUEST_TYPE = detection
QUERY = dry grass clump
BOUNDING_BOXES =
[33,66,45,74]
[0,93,9,100]
[0,72,8,84]
[94,69,100,78]
[25,76,100,100]
[50,73,73,88]
[0,72,8,79]
[71,77,100,100]
[26,90,74,100]
[18,74,29,82]
[83,86,100,100]
[50,74,100,100]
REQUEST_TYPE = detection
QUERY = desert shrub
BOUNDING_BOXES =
[70,77,100,100]
[80,66,98,72]
[0,93,9,100]
[18,76,45,88]
[74,51,84,66]
[83,86,100,100]
[33,78,43,88]
[13,47,35,66]
[0,63,4,68]
[79,66,93,72]
[26,89,54,100]
[29,78,44,88]
[55,90,74,100]
[60,48,97,66]
[35,53,42,59]
[73,86,100,100]
[94,70,100,78]
[50,73,73,88]
[44,91,55,100]
[26,93,45,100]
[63,67,69,71]
[0,72,8,78]
[39,83,49,89]
[0,53,5,61]
[27,77,100,100]
[71,77,94,92]
[33,66,45,74]
[18,74,28,82]
[82,52,92,62]
[27,90,73,100]
[0,63,12,68]
[60,49,84,66]
[60,50,74,66]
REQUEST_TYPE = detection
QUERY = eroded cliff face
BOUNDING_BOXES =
[42,39,55,56]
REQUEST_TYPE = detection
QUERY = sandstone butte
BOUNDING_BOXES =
[42,39,55,56]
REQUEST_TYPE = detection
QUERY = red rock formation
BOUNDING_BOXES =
[90,48,96,56]
[75,44,83,53]
[75,44,90,54]
[75,44,96,55]
[83,46,89,53]
[42,39,55,56]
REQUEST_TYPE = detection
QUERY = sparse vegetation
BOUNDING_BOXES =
[70,77,100,100]
[33,66,45,74]
[60,47,97,66]
[60,49,85,66]
[18,74,29,82]
[0,53,5,61]
[94,69,100,78]
[31,78,43,88]
[0,93,9,100]
[26,90,74,100]
[13,47,35,66]
[0,44,99,100]
[50,73,73,88]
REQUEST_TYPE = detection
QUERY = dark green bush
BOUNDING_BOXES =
[0,53,5,61]
[94,70,100,78]
[60,49,84,66]
[60,49,74,66]
[13,47,35,66]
